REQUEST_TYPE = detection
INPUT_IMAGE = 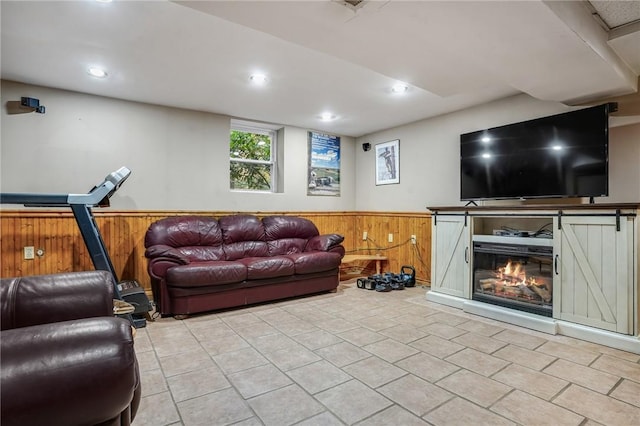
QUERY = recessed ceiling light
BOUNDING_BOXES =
[320,112,337,121]
[249,74,267,84]
[88,67,108,78]
[391,83,409,93]
[481,136,491,143]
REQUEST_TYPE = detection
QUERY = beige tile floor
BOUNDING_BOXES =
[132,282,640,426]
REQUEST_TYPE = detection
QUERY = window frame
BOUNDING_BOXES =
[229,120,278,192]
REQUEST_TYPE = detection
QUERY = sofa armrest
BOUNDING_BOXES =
[0,317,139,426]
[145,244,189,264]
[0,271,115,331]
[305,234,345,252]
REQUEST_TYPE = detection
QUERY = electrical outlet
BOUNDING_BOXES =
[362,231,368,241]
[411,235,417,244]
[24,246,35,260]
[388,233,393,243]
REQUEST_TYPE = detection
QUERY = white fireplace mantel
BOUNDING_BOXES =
[426,203,640,355]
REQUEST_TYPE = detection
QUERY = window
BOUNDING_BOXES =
[230,121,278,191]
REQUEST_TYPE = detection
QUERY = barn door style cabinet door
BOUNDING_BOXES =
[431,214,471,299]
[428,204,638,345]
[553,214,635,334]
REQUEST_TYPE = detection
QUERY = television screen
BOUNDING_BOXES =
[460,104,610,201]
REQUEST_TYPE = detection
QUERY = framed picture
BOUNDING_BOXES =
[307,131,341,196]
[375,139,400,185]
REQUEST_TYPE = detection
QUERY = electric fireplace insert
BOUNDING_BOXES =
[472,237,553,317]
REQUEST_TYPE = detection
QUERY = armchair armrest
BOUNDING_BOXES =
[305,234,345,252]
[0,317,139,426]
[0,271,115,331]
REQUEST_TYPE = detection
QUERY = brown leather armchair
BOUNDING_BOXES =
[0,271,141,426]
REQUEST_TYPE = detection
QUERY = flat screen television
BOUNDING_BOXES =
[460,104,611,201]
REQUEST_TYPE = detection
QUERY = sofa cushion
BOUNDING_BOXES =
[267,238,307,255]
[219,215,269,260]
[166,261,247,287]
[224,241,270,261]
[263,216,319,240]
[263,216,319,255]
[220,215,265,244]
[238,256,295,280]
[287,251,342,274]
[176,246,226,262]
[145,216,225,261]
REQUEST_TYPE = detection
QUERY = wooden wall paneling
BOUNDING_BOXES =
[358,215,382,254]
[386,215,400,272]
[397,216,413,274]
[295,212,355,251]
[37,216,48,273]
[101,216,118,277]
[56,216,71,274]
[408,215,432,283]
[120,215,152,284]
[21,217,33,276]
[40,216,48,272]
[70,216,84,274]
[30,216,39,274]
[1,217,15,276]
[26,216,35,274]
[0,218,7,276]
[14,218,24,276]
[119,215,133,281]
[53,216,60,273]
[1,211,432,295]
[347,213,431,283]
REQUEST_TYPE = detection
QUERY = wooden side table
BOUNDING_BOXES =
[341,254,388,275]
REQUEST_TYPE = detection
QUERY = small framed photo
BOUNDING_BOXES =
[375,139,400,185]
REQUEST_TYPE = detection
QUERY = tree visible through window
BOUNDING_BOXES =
[230,124,276,191]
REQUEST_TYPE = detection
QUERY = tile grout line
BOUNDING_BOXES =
[134,285,640,425]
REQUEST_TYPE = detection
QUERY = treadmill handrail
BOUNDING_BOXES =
[0,183,113,207]
[0,193,70,205]
[0,166,130,207]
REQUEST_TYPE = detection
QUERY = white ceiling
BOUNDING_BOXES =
[1,0,639,137]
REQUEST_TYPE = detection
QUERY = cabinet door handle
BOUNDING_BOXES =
[465,247,469,263]
[554,254,559,275]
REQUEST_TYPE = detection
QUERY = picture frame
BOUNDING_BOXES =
[375,139,400,185]
[307,131,341,196]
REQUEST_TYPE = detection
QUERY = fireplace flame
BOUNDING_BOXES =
[498,261,527,286]
[481,258,552,304]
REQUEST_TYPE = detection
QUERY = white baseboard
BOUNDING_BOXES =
[556,321,640,355]
[425,290,640,354]
[462,300,558,335]
[425,290,465,309]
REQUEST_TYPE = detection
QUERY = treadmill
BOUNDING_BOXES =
[0,166,151,327]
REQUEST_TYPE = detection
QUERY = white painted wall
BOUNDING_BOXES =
[0,80,356,211]
[356,93,640,210]
[3,81,636,213]
[609,123,640,203]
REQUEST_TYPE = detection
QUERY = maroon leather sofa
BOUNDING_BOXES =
[144,214,345,317]
[0,271,140,426]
